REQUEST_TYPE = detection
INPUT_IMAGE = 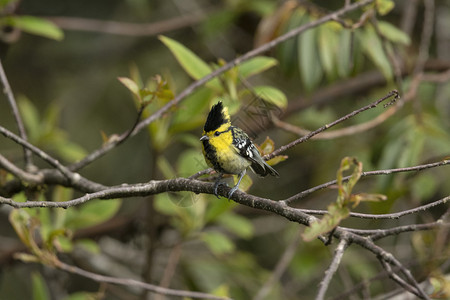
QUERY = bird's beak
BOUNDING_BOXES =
[200,135,208,141]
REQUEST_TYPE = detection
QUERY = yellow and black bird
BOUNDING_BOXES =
[200,101,279,198]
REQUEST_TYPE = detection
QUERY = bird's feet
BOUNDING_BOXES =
[227,186,239,199]
[213,179,228,199]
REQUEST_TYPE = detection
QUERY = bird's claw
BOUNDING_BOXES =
[213,181,228,199]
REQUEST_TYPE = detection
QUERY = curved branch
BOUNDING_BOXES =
[56,259,231,300]
[283,159,450,204]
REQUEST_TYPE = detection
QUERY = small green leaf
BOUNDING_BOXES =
[266,155,288,167]
[159,35,221,90]
[217,213,254,239]
[118,77,140,98]
[13,253,39,263]
[277,8,306,75]
[18,96,41,142]
[201,231,235,255]
[376,0,395,16]
[302,203,350,242]
[64,199,121,230]
[318,24,339,80]
[360,25,393,81]
[32,272,51,300]
[298,15,323,92]
[238,56,278,79]
[75,239,100,254]
[252,85,287,109]
[5,16,63,40]
[337,29,352,78]
[377,21,410,45]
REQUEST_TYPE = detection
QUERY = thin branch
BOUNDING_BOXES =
[69,104,146,171]
[55,259,231,300]
[379,259,429,299]
[0,125,78,182]
[272,105,396,140]
[253,229,302,300]
[341,220,449,240]
[316,238,350,300]
[284,158,449,204]
[266,90,399,161]
[0,154,43,183]
[67,0,376,171]
[46,13,206,36]
[0,58,33,168]
[302,195,450,220]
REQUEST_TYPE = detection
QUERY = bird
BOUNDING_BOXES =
[200,101,279,198]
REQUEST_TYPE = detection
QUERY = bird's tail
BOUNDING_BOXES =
[251,160,279,177]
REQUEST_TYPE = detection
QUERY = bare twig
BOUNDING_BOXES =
[69,104,146,171]
[0,154,43,183]
[272,105,396,140]
[302,195,450,221]
[316,238,350,300]
[266,90,399,161]
[154,243,183,300]
[47,13,206,36]
[253,229,302,300]
[283,158,449,204]
[0,125,78,182]
[0,58,33,168]
[55,259,231,300]
[68,0,376,171]
[341,220,449,239]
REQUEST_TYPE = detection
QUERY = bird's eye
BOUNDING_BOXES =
[214,131,220,136]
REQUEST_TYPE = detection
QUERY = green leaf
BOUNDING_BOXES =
[201,231,235,255]
[159,35,221,90]
[18,96,41,141]
[302,203,350,242]
[64,199,121,230]
[32,272,51,300]
[118,77,140,98]
[217,213,254,239]
[266,155,288,167]
[337,29,352,78]
[360,25,393,81]
[75,239,100,254]
[238,56,278,79]
[277,8,306,75]
[5,16,63,41]
[318,24,339,80]
[337,157,362,205]
[298,15,323,92]
[252,85,287,109]
[154,193,179,216]
[376,0,395,16]
[377,21,410,45]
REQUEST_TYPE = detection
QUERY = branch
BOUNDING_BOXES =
[0,125,79,183]
[253,229,302,300]
[316,238,349,300]
[266,90,399,160]
[0,58,33,168]
[46,13,206,36]
[284,158,449,204]
[55,259,231,300]
[67,0,376,171]
[68,104,146,171]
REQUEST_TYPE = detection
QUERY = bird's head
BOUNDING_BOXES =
[200,101,231,141]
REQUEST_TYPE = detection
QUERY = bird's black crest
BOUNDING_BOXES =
[204,101,230,132]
